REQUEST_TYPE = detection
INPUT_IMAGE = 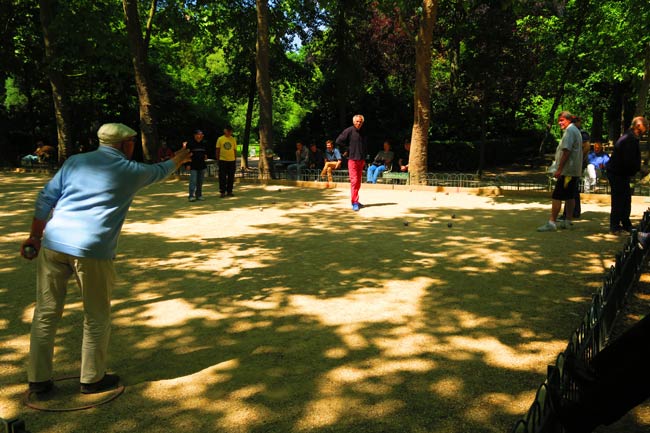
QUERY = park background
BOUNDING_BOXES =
[2,1,650,432]
[1,1,650,173]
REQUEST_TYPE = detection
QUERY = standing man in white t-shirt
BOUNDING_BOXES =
[537,111,583,232]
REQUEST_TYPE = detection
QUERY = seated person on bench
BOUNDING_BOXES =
[584,142,610,192]
[398,141,410,172]
[320,139,342,184]
[366,140,394,184]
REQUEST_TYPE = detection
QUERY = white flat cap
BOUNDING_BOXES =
[97,123,137,145]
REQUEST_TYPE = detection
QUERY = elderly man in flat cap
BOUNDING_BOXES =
[20,123,191,395]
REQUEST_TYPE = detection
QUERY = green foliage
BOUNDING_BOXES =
[4,77,28,111]
[3,0,650,167]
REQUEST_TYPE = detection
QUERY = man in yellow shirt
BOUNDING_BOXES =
[216,125,237,197]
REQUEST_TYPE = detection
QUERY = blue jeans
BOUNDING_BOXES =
[189,169,205,198]
[287,163,306,180]
[367,165,386,183]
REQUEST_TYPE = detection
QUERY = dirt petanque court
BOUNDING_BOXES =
[1,171,649,433]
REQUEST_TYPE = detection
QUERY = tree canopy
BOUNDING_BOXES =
[2,0,649,168]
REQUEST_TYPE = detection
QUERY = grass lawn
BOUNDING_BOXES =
[1,171,647,433]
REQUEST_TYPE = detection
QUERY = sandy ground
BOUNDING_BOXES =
[1,172,649,433]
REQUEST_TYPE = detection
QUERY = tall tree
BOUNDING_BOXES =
[408,0,438,184]
[333,3,349,130]
[123,0,159,162]
[241,62,257,169]
[635,41,650,117]
[38,0,74,162]
[537,0,590,154]
[256,0,273,178]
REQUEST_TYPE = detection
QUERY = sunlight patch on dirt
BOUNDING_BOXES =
[141,360,275,432]
[430,377,464,398]
[442,335,565,371]
[115,298,227,327]
[295,358,434,429]
[289,277,433,327]
[465,391,538,423]
[124,211,294,239]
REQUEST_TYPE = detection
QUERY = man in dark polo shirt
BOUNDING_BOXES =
[336,114,367,211]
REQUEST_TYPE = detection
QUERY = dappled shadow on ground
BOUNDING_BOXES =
[1,172,646,433]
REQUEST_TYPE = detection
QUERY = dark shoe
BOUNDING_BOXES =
[226,192,234,197]
[80,373,120,394]
[29,379,54,394]
[220,192,226,198]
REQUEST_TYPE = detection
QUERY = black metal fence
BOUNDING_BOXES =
[510,211,650,433]
[143,162,650,195]
[234,167,555,190]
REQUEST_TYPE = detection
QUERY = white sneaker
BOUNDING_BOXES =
[537,221,557,232]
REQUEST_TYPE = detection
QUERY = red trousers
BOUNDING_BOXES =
[348,159,364,204]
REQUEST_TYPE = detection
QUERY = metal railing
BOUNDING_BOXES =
[144,162,647,195]
[136,163,650,195]
[511,211,650,433]
[236,168,559,191]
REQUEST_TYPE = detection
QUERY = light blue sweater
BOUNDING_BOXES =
[35,145,176,259]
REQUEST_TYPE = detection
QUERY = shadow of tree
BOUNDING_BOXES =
[0,173,643,433]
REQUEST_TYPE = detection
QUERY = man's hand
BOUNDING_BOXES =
[555,149,570,178]
[21,218,46,260]
[173,146,192,169]
[21,237,41,260]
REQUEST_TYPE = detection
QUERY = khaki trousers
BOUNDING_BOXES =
[28,248,115,384]
[321,161,339,182]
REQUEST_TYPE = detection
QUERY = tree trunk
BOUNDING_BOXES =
[635,41,650,117]
[123,0,158,162]
[591,107,604,143]
[256,0,273,179]
[241,62,257,170]
[608,83,623,140]
[478,109,487,177]
[408,0,438,185]
[335,3,348,130]
[39,0,74,163]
